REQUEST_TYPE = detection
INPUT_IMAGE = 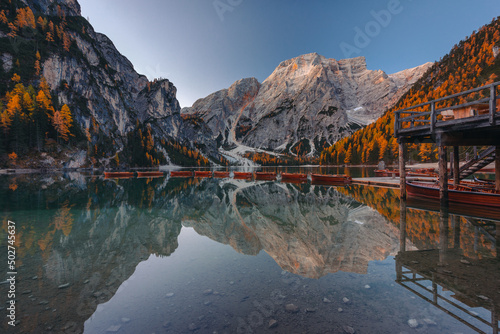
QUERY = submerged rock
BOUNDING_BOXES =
[408,319,418,328]
[285,304,299,313]
[343,325,356,334]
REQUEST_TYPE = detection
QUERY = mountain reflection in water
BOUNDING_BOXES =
[0,173,498,333]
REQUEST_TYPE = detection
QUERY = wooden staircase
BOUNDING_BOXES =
[455,146,496,179]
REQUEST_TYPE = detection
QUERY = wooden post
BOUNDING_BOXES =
[400,199,407,253]
[439,206,449,267]
[490,84,497,126]
[496,146,500,192]
[453,146,460,187]
[453,215,461,249]
[497,223,500,260]
[439,145,448,205]
[430,102,436,134]
[399,140,406,200]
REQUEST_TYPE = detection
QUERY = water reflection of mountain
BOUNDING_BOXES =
[0,175,401,333]
[0,175,184,334]
[182,180,401,278]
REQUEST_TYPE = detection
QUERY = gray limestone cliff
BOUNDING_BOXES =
[14,0,217,167]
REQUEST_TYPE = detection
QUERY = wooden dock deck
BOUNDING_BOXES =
[394,81,500,202]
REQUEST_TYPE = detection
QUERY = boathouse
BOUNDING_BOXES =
[394,81,500,203]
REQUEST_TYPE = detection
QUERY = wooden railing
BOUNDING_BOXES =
[394,81,500,137]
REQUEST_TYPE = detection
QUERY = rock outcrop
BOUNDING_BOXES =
[184,53,433,155]
[14,0,218,166]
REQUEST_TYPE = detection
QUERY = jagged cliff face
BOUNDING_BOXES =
[181,78,261,148]
[18,0,217,166]
[184,53,432,155]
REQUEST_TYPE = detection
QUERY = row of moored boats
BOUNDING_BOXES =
[104,171,352,184]
[375,168,500,208]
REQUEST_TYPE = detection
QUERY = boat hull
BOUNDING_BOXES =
[406,181,500,208]
[374,170,400,177]
[213,171,230,178]
[104,172,135,179]
[281,173,308,181]
[194,171,212,178]
[255,172,277,181]
[170,171,193,177]
[137,171,164,178]
[233,172,253,180]
[311,174,352,184]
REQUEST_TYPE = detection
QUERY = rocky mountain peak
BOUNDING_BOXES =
[184,52,432,158]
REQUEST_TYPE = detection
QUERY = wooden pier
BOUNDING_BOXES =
[394,81,500,204]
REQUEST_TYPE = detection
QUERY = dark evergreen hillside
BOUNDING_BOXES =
[321,17,500,165]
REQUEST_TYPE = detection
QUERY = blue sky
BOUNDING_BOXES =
[79,0,500,108]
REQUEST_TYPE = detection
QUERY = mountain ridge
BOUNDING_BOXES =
[183,52,432,157]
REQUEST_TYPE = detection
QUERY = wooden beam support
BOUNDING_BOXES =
[439,207,449,266]
[453,146,460,187]
[438,132,500,147]
[490,85,497,126]
[400,199,407,253]
[496,146,500,192]
[439,145,448,205]
[399,140,406,200]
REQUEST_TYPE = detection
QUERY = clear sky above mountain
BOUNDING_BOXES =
[78,0,499,108]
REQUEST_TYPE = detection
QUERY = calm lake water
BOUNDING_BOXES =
[0,169,499,334]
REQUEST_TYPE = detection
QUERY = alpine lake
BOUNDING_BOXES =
[1,167,499,334]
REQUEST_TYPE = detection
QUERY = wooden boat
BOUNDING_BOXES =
[281,173,308,181]
[407,197,500,222]
[406,180,500,208]
[104,171,135,179]
[407,168,437,178]
[374,169,400,177]
[213,171,230,178]
[136,171,164,178]
[194,171,212,178]
[233,172,253,180]
[473,176,495,185]
[170,171,193,177]
[255,172,277,181]
[311,174,352,184]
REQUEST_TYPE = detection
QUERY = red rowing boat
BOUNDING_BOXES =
[213,171,230,178]
[170,171,193,177]
[104,171,135,179]
[195,171,212,178]
[281,173,308,181]
[137,171,164,178]
[374,169,400,177]
[406,180,500,208]
[255,172,277,181]
[311,174,352,184]
[233,172,253,180]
